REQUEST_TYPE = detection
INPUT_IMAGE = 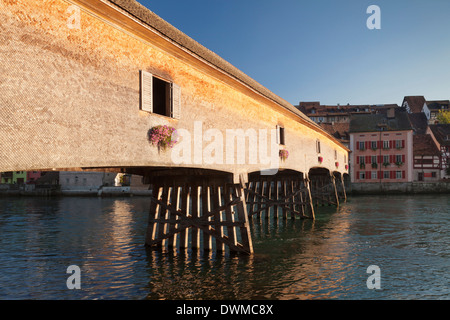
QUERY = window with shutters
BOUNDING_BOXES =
[359,141,365,150]
[371,171,377,179]
[140,70,181,119]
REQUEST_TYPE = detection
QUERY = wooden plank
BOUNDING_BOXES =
[179,184,189,249]
[236,181,253,254]
[224,184,237,247]
[305,177,315,220]
[167,185,180,249]
[213,186,225,252]
[191,185,200,249]
[202,185,212,251]
[145,185,162,246]
[282,179,288,220]
[156,185,170,248]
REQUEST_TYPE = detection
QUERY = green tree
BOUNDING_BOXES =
[436,110,450,124]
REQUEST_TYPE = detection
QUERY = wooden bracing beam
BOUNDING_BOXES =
[308,174,341,207]
[145,179,253,254]
[244,177,315,220]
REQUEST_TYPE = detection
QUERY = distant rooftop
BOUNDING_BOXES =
[349,109,412,133]
[413,134,441,156]
[402,96,426,113]
[429,124,450,146]
[297,101,399,116]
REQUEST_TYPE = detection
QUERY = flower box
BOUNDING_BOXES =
[148,125,178,150]
[279,149,289,162]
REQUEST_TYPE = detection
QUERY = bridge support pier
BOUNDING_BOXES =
[145,175,253,254]
[309,171,340,207]
[334,173,347,203]
[245,172,315,220]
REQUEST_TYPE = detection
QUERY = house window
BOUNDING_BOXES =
[371,171,378,179]
[396,171,402,179]
[383,171,390,179]
[371,156,377,164]
[396,155,402,163]
[383,155,389,164]
[277,126,285,145]
[359,141,365,150]
[140,70,181,119]
[359,156,365,164]
[432,172,437,178]
[395,140,402,148]
[359,171,366,180]
[383,140,389,149]
[371,141,377,150]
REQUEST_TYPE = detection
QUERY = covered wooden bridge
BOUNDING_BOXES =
[0,0,350,254]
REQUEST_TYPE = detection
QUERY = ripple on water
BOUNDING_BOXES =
[0,195,450,299]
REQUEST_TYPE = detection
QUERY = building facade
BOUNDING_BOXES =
[428,124,450,179]
[412,134,441,181]
[349,109,413,183]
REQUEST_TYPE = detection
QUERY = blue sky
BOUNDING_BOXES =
[139,0,450,106]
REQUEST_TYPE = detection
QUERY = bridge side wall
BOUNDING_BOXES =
[0,0,348,179]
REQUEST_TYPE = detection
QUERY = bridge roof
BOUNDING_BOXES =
[107,0,327,133]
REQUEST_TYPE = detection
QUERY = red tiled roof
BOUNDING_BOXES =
[413,134,440,156]
[319,122,350,140]
[403,96,425,113]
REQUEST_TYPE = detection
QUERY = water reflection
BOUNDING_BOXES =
[1,195,449,299]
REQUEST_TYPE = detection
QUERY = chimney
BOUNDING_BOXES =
[387,107,395,119]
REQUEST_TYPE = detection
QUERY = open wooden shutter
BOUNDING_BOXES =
[171,83,181,119]
[140,70,153,112]
[276,126,281,145]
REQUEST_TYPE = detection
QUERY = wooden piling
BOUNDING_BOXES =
[145,176,253,254]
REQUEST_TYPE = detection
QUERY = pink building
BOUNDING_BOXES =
[26,171,42,184]
[349,109,413,183]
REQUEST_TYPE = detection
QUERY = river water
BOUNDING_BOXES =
[0,194,449,300]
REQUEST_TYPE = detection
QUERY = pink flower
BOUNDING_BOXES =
[148,125,178,150]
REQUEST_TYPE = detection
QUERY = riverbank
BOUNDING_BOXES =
[0,185,152,197]
[349,181,450,195]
